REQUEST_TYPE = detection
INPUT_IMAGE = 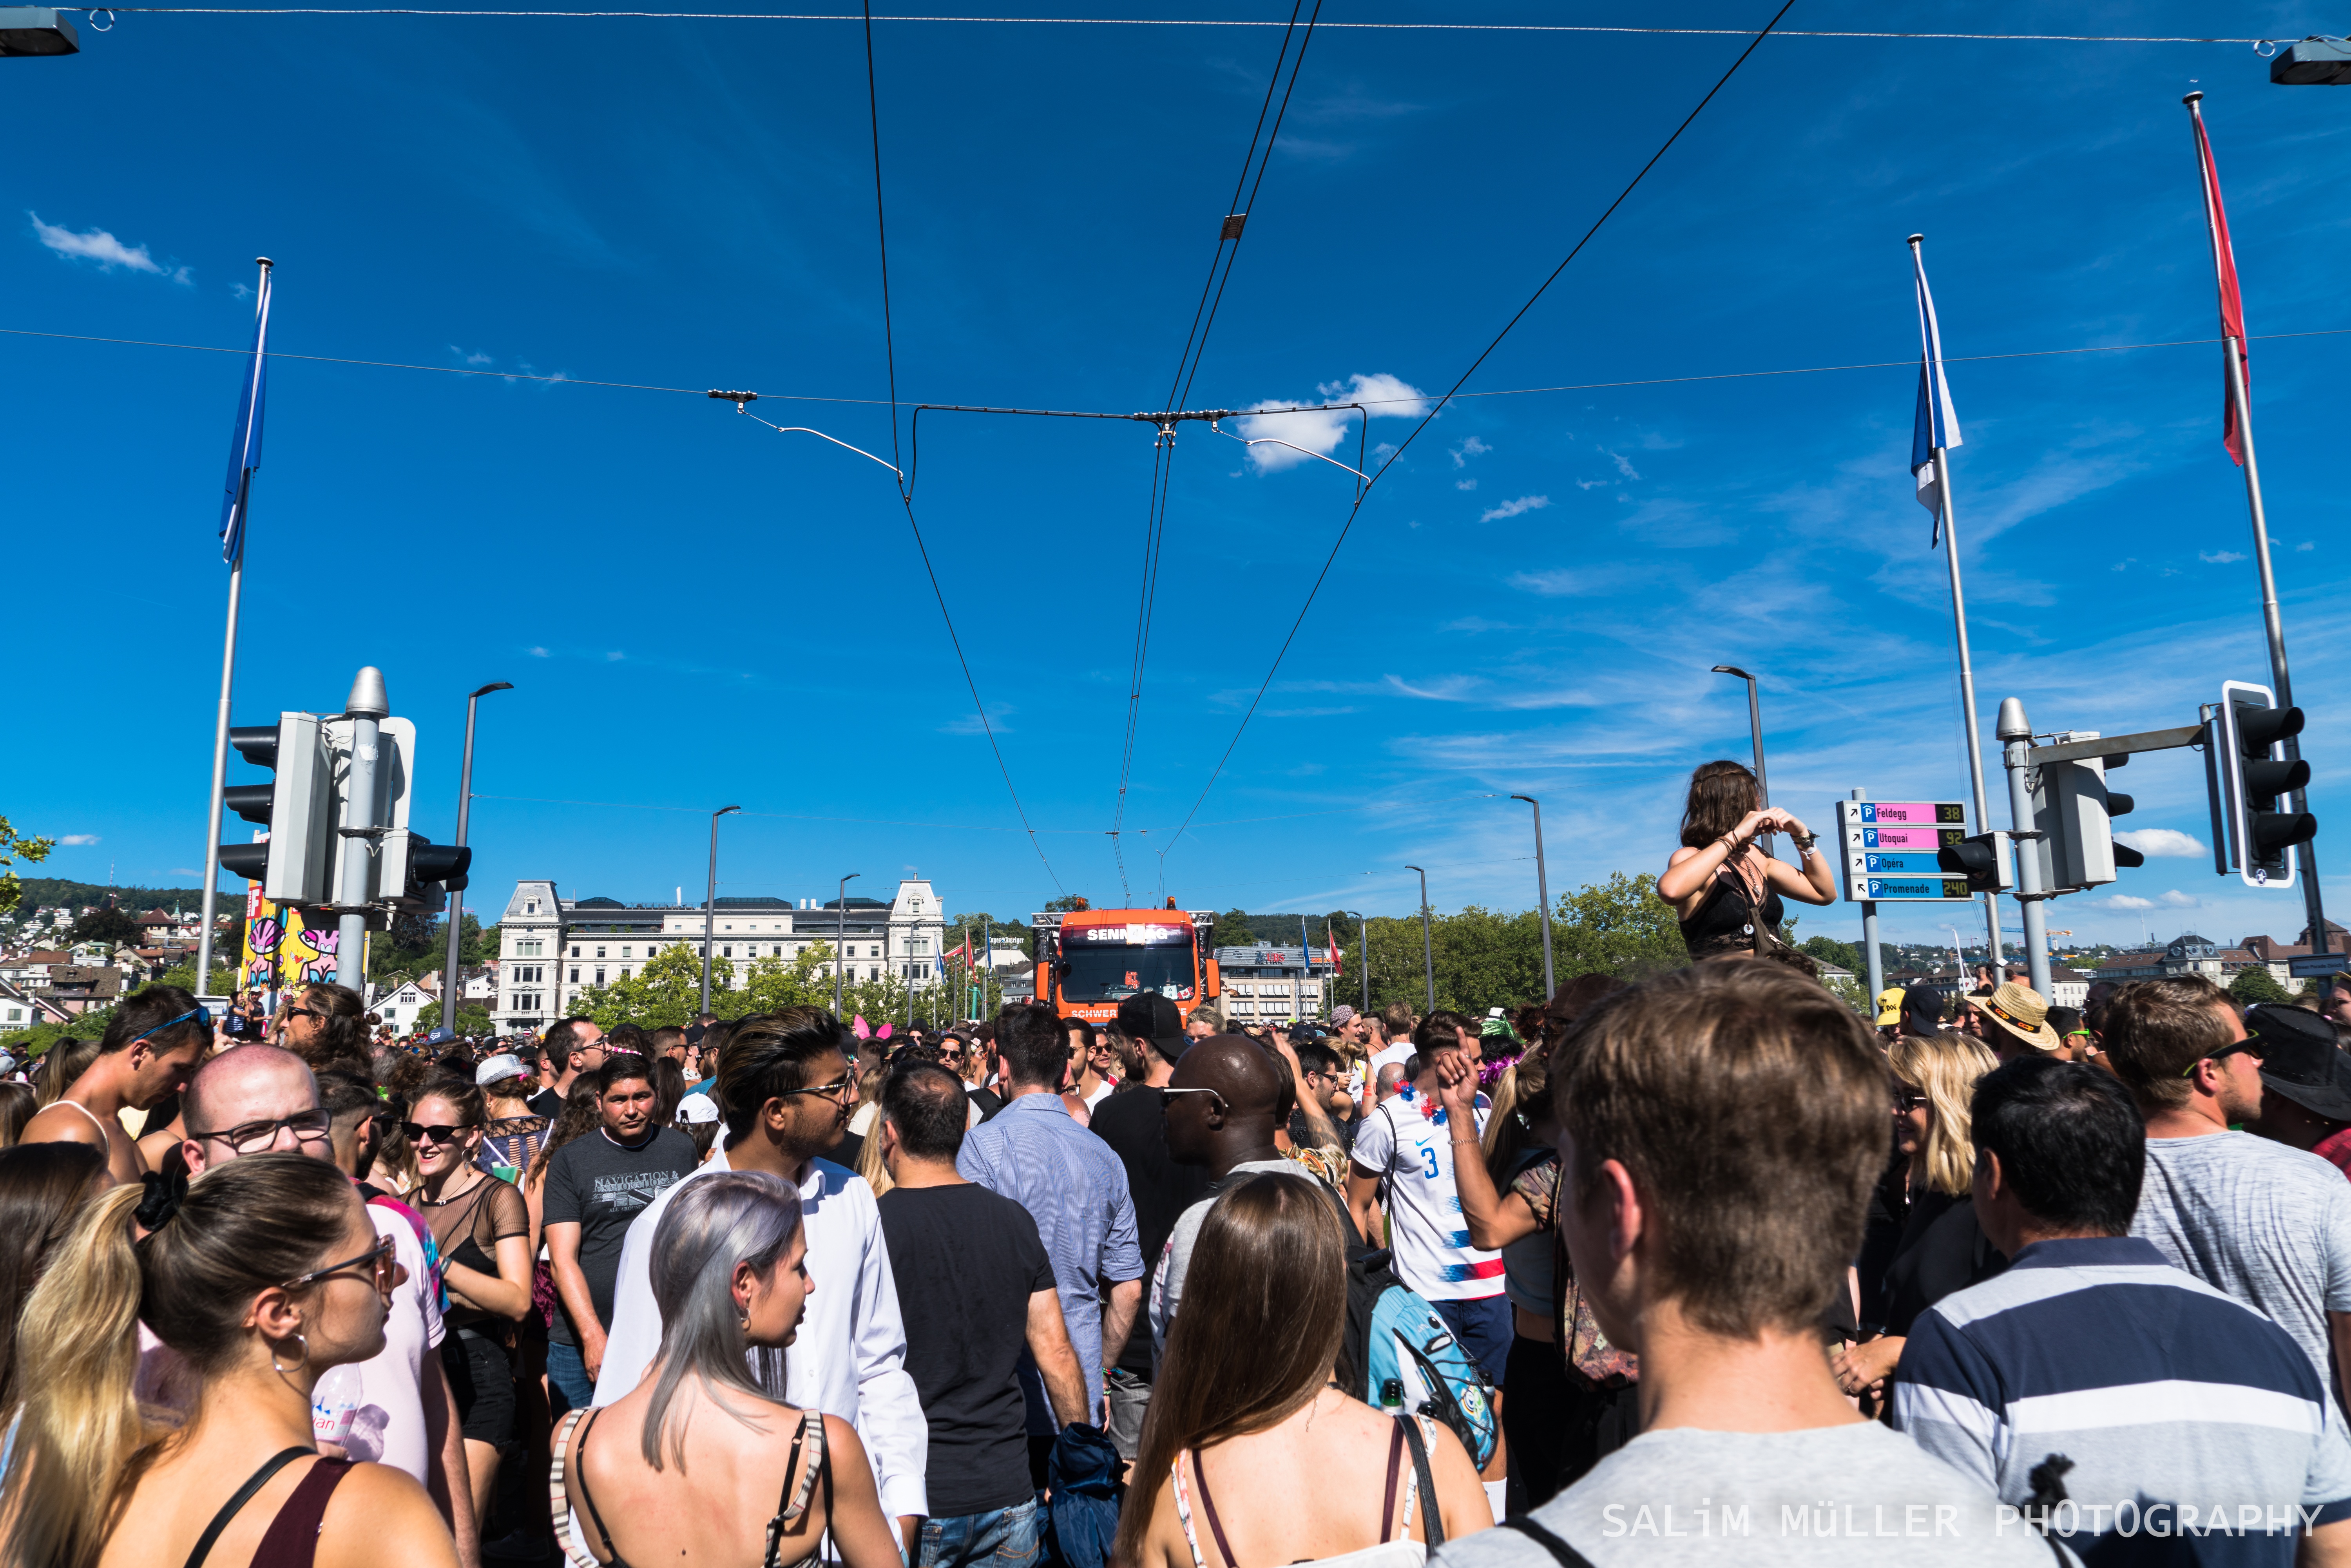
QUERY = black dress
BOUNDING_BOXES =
[1677,864,1785,961]
[1871,1174,2006,1338]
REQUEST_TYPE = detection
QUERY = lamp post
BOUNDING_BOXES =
[440,681,511,1034]
[1404,865,1435,1012]
[1710,664,1774,857]
[1493,794,1556,1000]
[835,873,861,1017]
[700,805,741,1016]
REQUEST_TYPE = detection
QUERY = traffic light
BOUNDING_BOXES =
[321,716,415,912]
[2212,680,2315,888]
[380,831,471,914]
[2031,736,2145,891]
[216,713,337,904]
[1938,831,2013,893]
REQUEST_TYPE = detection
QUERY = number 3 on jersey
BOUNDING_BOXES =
[1416,1140,1441,1179]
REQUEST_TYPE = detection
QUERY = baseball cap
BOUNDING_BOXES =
[2248,1005,2351,1123]
[475,1053,530,1088]
[1117,992,1190,1063]
[1875,988,1906,1027]
[1330,1004,1356,1025]
[675,1091,721,1124]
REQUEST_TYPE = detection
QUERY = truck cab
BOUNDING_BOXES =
[1031,907,1221,1025]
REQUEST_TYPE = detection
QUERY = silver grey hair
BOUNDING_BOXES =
[641,1170,804,1470]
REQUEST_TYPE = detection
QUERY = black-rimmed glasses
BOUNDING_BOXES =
[281,1233,398,1298]
[188,1109,335,1155]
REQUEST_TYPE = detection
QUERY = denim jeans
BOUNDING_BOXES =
[918,1498,1041,1568]
[546,1340,596,1416]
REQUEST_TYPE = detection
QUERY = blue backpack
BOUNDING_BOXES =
[1364,1285,1500,1470]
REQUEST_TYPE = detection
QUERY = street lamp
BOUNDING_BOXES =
[1711,665,1774,857]
[0,8,80,55]
[1404,865,1435,1013]
[1489,794,1556,1000]
[700,805,741,1016]
[835,873,861,1017]
[441,680,511,1034]
[1340,909,1369,1018]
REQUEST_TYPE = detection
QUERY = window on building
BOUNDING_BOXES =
[912,938,929,955]
[596,947,607,960]
[525,901,538,915]
[869,945,881,958]
[723,946,733,958]
[594,968,607,985]
[570,945,581,958]
[569,968,580,983]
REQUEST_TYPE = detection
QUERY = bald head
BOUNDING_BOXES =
[1172,1035,1287,1118]
[183,1045,321,1173]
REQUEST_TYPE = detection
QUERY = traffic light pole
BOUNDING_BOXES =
[333,668,389,993]
[1998,697,2052,997]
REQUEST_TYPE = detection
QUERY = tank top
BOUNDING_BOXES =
[1677,861,1784,961]
[1172,1416,1436,1568]
[181,1448,353,1568]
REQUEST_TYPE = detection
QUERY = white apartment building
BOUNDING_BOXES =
[492,877,949,1035]
[1212,943,1336,1023]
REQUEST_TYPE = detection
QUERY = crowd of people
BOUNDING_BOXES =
[4,760,2351,1565]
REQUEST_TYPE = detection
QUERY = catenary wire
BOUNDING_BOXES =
[1153,0,1801,887]
[66,10,2277,43]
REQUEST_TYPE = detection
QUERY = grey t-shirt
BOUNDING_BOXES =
[1431,1422,2056,1566]
[2132,1132,2351,1424]
[1147,1159,1301,1364]
[541,1126,699,1345]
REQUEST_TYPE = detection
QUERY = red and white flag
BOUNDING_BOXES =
[1326,927,1342,976]
[2191,103,2250,465]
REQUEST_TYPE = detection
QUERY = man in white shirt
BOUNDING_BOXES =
[594,1009,928,1551]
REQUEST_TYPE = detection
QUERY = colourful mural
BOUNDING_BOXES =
[239,885,341,991]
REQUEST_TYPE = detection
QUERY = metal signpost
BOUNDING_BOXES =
[1838,795,1976,1004]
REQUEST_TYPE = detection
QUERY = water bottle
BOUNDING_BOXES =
[1378,1377,1404,1416]
[312,1363,364,1447]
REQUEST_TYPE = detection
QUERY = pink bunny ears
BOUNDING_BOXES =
[851,1016,894,1041]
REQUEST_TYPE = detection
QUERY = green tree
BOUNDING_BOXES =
[1044,895,1091,913]
[0,817,54,918]
[2230,965,2293,1006]
[68,906,143,950]
[1801,936,1863,975]
[1215,909,1255,946]
[417,1000,493,1035]
[1550,872,1688,983]
[569,942,733,1029]
[155,956,234,995]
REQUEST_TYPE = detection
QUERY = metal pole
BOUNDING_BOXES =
[1710,667,1776,857]
[1406,865,1435,1012]
[1341,909,1368,1016]
[442,681,511,1032]
[334,667,388,994]
[835,873,860,1016]
[194,551,245,1001]
[1998,697,2052,995]
[701,804,741,1015]
[1512,795,1556,998]
[1925,451,2004,969]
[1853,790,1884,1004]
[2184,94,2327,955]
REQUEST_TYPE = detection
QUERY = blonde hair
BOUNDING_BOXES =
[1889,1032,1998,1198]
[2,1153,359,1568]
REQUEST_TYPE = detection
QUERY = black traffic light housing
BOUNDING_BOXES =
[1938,831,2013,893]
[2212,681,2317,888]
[214,713,336,902]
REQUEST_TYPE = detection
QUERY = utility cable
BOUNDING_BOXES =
[1154,0,1800,884]
[863,0,905,482]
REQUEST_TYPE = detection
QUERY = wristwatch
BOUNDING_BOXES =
[1792,831,1818,852]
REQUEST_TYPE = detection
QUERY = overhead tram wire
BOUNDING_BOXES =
[1109,0,1322,905]
[1151,0,1803,889]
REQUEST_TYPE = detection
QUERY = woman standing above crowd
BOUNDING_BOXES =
[1656,760,1837,961]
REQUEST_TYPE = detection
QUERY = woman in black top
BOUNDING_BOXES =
[1656,760,1837,960]
[405,1074,533,1529]
[1835,1031,2003,1405]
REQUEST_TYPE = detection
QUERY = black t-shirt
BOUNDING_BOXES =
[1087,1088,1213,1378]
[527,1086,564,1121]
[540,1126,698,1345]
[877,1183,1057,1517]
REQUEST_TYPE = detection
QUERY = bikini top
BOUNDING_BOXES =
[551,1404,828,1568]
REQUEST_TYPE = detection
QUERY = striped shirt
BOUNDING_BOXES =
[1349,1088,1503,1300]
[1893,1236,2351,1564]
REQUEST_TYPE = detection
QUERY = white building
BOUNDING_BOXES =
[1213,943,1336,1024]
[373,979,436,1034]
[491,877,949,1036]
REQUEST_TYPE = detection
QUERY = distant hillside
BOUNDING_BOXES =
[7,878,213,918]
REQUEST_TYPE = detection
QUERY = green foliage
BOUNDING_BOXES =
[1349,871,1689,1018]
[569,942,736,1028]
[1802,936,1863,975]
[3,1015,103,1058]
[155,958,234,995]
[67,906,144,950]
[942,913,1032,961]
[417,1000,494,1035]
[563,937,960,1033]
[0,819,56,918]
[2230,965,2293,1006]
[1215,908,1255,945]
[6,877,202,923]
[1044,895,1091,913]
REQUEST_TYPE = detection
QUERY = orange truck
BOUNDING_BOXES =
[1030,907,1221,1026]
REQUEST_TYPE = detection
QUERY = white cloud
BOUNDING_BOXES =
[605,651,625,661]
[2299,541,2316,552]
[2103,894,2156,909]
[2155,889,2201,907]
[2115,827,2204,858]
[1481,495,1552,522]
[30,213,186,282]
[1449,436,1491,469]
[527,646,550,657]
[1232,373,1429,473]
[1576,478,1608,490]
[1601,447,1642,481]
[1456,479,1477,491]
[2201,550,2246,564]
[57,834,99,846]
[170,867,199,876]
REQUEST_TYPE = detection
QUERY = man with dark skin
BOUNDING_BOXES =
[1148,1035,1356,1355]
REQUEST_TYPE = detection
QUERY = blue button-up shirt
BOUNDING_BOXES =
[957,1091,1143,1424]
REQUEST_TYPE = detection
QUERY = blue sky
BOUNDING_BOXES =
[9,2,2347,957]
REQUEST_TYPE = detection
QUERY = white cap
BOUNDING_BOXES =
[676,1091,721,1124]
[475,1053,530,1087]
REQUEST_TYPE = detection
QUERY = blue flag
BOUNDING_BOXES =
[1909,239,1962,546]
[217,264,273,565]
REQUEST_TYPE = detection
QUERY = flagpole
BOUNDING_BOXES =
[193,256,274,1000]
[1909,234,2003,970]
[2186,92,2328,955]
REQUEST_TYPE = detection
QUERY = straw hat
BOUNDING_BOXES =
[1962,981,2060,1052]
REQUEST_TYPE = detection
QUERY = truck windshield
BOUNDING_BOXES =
[1060,936,1196,1003]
